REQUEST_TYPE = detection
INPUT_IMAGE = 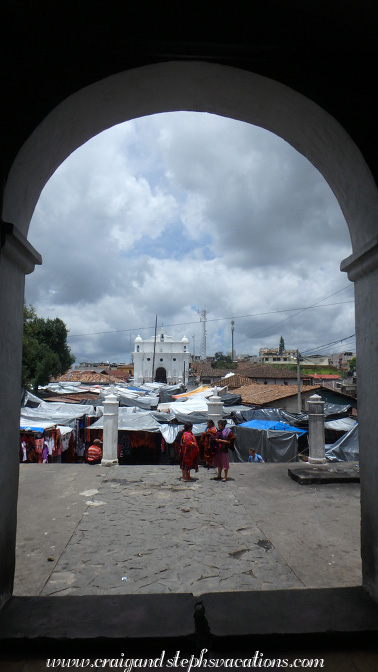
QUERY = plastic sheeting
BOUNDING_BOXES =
[219,393,242,406]
[117,391,159,410]
[90,409,161,432]
[324,418,356,431]
[233,405,352,429]
[325,424,359,462]
[20,417,55,432]
[20,401,96,427]
[159,384,185,403]
[233,424,298,463]
[238,419,307,435]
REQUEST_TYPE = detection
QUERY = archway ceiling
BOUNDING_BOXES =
[1,1,378,184]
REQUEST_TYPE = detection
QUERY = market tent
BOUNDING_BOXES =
[20,418,55,432]
[325,424,359,462]
[172,385,212,399]
[117,390,159,410]
[20,401,96,427]
[324,418,356,431]
[233,424,300,463]
[238,419,307,435]
[89,409,161,432]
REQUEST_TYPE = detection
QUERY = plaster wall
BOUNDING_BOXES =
[0,229,41,607]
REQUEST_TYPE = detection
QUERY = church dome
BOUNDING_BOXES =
[181,336,189,344]
[135,335,143,343]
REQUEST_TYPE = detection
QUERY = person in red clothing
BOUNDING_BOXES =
[87,439,102,465]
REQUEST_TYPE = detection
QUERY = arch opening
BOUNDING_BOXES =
[3,60,378,605]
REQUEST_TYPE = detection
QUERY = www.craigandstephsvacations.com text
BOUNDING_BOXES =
[46,649,325,670]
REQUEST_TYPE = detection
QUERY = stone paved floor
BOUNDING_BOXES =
[41,467,301,596]
[14,463,362,597]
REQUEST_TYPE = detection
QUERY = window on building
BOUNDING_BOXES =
[136,345,140,352]
[147,358,150,361]
[184,346,187,352]
[160,358,163,362]
[173,358,176,361]
[160,334,164,342]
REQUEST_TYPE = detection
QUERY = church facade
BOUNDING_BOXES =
[133,328,191,385]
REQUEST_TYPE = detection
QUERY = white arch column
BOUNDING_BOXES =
[0,223,41,608]
[342,239,378,599]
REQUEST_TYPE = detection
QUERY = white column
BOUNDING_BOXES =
[102,386,119,465]
[207,387,224,425]
[0,223,41,607]
[308,394,326,464]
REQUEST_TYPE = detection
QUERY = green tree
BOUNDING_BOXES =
[211,351,237,370]
[22,304,75,392]
[278,335,285,355]
[349,356,356,372]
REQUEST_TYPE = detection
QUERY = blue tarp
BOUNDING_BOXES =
[239,419,307,435]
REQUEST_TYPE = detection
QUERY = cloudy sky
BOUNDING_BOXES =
[25,112,355,366]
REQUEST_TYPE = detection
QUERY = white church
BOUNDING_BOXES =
[133,328,192,385]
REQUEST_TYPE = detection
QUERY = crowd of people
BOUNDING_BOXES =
[178,419,236,483]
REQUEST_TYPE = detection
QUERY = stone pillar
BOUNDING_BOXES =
[102,386,119,465]
[207,387,224,426]
[342,239,378,600]
[308,394,326,464]
[0,222,41,608]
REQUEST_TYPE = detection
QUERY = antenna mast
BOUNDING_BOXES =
[198,309,207,361]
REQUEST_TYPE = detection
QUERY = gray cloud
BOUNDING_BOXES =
[25,112,355,364]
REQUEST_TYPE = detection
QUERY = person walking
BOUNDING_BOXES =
[213,419,235,482]
[179,422,199,482]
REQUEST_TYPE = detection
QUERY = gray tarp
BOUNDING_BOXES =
[90,409,161,432]
[232,425,298,463]
[233,405,352,428]
[159,385,185,403]
[325,424,359,462]
[117,392,159,410]
[324,418,356,431]
[170,409,232,424]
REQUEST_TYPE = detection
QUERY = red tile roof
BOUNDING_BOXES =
[52,370,120,384]
[232,384,321,406]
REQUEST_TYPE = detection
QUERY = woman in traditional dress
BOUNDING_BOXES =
[213,419,235,482]
[200,419,218,469]
[179,422,199,482]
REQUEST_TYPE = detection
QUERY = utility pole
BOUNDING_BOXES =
[296,349,302,413]
[152,314,157,383]
[231,320,235,361]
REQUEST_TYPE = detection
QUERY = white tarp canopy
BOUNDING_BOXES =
[324,417,357,431]
[20,417,55,432]
[20,401,96,427]
[89,409,161,432]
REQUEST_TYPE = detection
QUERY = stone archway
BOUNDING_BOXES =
[2,60,378,605]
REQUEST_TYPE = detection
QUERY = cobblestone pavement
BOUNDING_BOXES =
[15,463,362,597]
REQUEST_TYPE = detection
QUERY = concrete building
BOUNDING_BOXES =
[259,347,298,364]
[133,328,191,385]
[328,351,356,371]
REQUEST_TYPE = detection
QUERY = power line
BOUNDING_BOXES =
[235,285,353,346]
[68,295,354,339]
[300,334,356,357]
